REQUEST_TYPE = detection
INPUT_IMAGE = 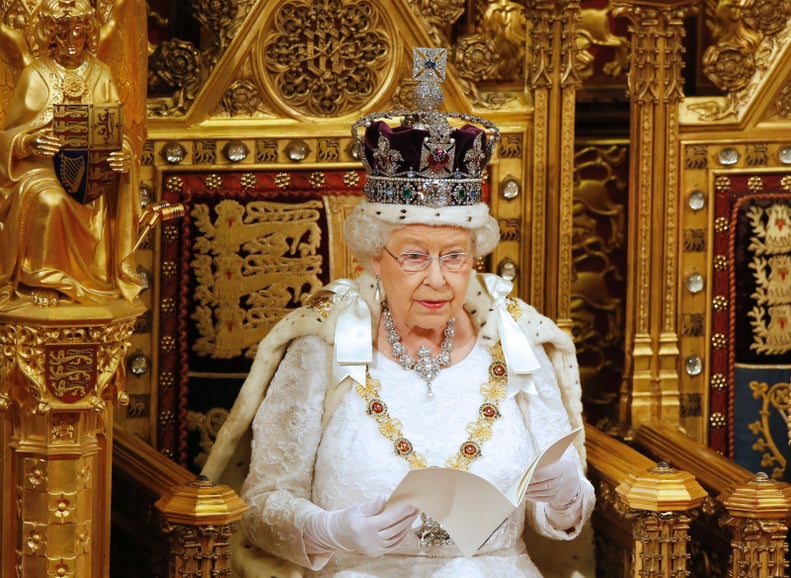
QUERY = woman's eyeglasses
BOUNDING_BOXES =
[383,246,473,272]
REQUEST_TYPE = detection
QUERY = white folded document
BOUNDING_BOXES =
[385,427,583,557]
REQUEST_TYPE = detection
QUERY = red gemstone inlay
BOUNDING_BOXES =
[492,363,505,376]
[427,148,448,173]
[482,405,496,418]
[463,443,478,456]
[396,438,412,454]
[371,401,384,414]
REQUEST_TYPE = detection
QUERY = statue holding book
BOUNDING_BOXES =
[0,0,142,308]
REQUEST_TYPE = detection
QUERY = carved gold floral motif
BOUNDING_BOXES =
[255,0,393,117]
[690,0,791,120]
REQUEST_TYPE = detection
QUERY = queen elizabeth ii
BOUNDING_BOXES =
[201,48,594,577]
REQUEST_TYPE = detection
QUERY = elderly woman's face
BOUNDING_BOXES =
[372,225,474,333]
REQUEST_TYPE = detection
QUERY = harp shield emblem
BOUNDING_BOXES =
[52,103,123,203]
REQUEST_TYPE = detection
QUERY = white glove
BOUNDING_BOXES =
[524,458,581,510]
[303,496,419,557]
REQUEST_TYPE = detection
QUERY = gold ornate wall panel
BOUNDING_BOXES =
[677,16,791,470]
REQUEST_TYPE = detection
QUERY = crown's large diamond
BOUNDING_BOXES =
[421,180,450,207]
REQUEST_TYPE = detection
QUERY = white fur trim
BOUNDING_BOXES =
[353,199,491,229]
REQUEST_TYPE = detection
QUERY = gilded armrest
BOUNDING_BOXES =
[112,425,246,578]
[585,423,707,578]
[631,421,753,495]
[633,421,791,577]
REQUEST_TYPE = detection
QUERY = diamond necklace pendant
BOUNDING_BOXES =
[415,346,439,398]
[383,303,455,398]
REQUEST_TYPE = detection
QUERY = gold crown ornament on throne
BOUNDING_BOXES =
[351,48,500,213]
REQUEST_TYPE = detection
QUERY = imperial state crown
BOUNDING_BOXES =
[351,47,500,209]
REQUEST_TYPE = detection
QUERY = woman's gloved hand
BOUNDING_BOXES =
[304,496,419,556]
[524,458,581,510]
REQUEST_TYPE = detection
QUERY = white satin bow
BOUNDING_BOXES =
[480,274,541,396]
[327,279,373,387]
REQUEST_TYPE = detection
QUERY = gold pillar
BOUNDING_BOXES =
[0,302,144,577]
[721,473,791,578]
[525,0,581,330]
[155,475,248,578]
[611,0,698,430]
[617,461,707,577]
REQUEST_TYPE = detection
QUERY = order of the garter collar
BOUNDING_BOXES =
[382,302,454,398]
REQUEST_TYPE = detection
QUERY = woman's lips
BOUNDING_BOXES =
[418,300,448,310]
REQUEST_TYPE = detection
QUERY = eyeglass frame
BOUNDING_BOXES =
[382,245,474,273]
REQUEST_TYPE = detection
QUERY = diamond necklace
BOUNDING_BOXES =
[382,302,455,398]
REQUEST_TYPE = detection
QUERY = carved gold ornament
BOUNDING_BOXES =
[416,0,465,26]
[254,0,394,117]
[0,318,136,414]
[577,5,629,80]
[453,35,499,83]
[702,45,755,93]
[691,0,790,120]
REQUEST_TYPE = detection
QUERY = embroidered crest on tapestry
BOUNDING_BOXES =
[156,170,364,466]
[713,174,791,480]
[743,202,791,356]
[190,198,325,360]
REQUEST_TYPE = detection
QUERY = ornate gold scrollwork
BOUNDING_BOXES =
[748,379,791,479]
[254,0,395,118]
[689,0,791,120]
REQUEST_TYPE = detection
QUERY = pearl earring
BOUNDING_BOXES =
[374,276,382,302]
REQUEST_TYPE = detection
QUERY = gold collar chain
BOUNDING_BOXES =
[357,341,508,472]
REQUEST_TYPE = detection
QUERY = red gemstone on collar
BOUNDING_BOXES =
[462,442,479,456]
[481,404,498,419]
[395,437,413,455]
[491,363,506,377]
[369,400,385,415]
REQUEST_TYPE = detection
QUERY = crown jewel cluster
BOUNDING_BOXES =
[352,48,500,208]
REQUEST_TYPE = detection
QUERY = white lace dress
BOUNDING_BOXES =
[240,334,593,577]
